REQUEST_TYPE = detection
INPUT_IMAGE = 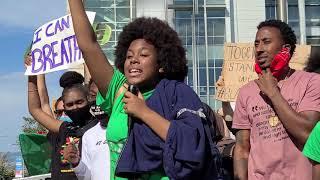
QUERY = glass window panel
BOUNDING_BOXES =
[175,18,193,37]
[306,0,320,5]
[198,59,215,67]
[200,86,207,95]
[197,46,206,60]
[116,22,128,29]
[196,19,205,36]
[200,96,207,103]
[306,6,320,19]
[207,19,225,36]
[187,68,194,86]
[175,11,192,18]
[206,0,225,5]
[93,8,115,21]
[213,37,225,45]
[207,10,225,17]
[288,6,299,20]
[85,0,131,58]
[307,36,320,45]
[117,0,130,7]
[266,6,276,19]
[173,7,225,109]
[116,8,130,22]
[214,59,223,67]
[181,36,192,45]
[210,99,221,110]
[265,0,275,5]
[208,45,224,59]
[209,87,215,95]
[85,0,114,7]
[209,68,222,86]
[288,0,298,5]
[208,59,215,67]
[199,68,207,86]
[186,46,193,60]
[288,21,300,36]
[173,0,193,5]
[196,36,205,45]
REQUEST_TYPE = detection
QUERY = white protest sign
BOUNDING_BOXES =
[25,11,96,75]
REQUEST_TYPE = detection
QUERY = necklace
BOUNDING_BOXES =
[268,68,292,127]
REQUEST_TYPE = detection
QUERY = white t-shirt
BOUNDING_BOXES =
[73,122,110,180]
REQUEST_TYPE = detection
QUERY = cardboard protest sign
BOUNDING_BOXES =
[216,43,311,102]
[25,12,96,75]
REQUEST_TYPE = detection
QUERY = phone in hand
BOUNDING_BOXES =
[127,84,139,133]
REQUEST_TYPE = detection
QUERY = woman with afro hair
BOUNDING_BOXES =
[68,0,221,179]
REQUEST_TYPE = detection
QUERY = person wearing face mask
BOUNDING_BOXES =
[232,20,320,180]
[28,70,98,180]
[63,78,110,180]
[54,97,72,122]
[87,79,109,126]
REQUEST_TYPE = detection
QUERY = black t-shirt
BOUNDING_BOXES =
[47,120,98,180]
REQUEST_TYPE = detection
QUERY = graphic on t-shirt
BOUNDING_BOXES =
[251,98,298,142]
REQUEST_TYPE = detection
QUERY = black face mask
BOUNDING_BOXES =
[89,101,108,127]
[64,104,92,126]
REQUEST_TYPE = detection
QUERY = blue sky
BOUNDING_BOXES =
[0,0,67,152]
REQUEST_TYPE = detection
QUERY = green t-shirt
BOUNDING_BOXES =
[303,121,320,163]
[96,70,168,180]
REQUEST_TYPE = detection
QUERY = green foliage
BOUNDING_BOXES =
[0,153,14,179]
[22,117,47,134]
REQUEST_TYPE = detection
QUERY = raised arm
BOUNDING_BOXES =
[25,54,54,117]
[68,0,114,96]
[233,129,250,180]
[37,74,54,117]
[28,76,62,133]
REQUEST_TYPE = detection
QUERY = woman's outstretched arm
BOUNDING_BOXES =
[28,76,62,133]
[68,0,114,96]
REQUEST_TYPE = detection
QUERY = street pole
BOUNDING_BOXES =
[298,0,306,44]
[276,0,288,23]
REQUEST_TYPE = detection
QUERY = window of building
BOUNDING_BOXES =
[265,0,320,45]
[84,0,133,63]
[172,4,226,108]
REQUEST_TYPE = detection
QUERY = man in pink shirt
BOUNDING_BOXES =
[232,19,320,180]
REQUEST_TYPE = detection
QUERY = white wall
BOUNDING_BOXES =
[233,0,266,42]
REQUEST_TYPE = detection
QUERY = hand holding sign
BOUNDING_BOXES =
[24,54,32,68]
[25,12,96,75]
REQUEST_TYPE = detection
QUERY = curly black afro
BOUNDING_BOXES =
[257,19,297,56]
[115,17,187,81]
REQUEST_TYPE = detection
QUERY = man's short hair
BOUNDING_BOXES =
[257,19,297,55]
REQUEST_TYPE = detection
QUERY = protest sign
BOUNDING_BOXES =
[25,12,96,75]
[216,43,311,102]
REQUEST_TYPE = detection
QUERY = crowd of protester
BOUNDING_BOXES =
[23,0,320,179]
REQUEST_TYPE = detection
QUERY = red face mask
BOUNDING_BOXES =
[254,47,291,78]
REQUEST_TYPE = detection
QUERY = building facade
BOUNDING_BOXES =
[82,0,319,109]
